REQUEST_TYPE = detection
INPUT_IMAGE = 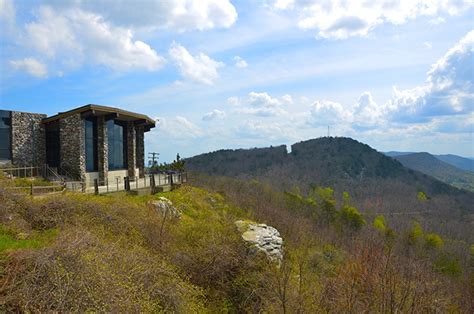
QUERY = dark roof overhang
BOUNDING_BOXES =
[41,104,156,131]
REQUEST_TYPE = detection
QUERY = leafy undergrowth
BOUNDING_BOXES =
[0,177,473,312]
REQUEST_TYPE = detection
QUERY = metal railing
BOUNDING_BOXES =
[4,184,65,196]
[1,166,40,178]
[85,172,188,195]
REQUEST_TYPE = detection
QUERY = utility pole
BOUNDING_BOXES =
[327,125,330,137]
[148,152,159,167]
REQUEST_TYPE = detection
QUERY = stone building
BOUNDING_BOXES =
[0,105,155,186]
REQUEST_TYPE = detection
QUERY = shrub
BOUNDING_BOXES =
[408,221,423,245]
[424,233,444,249]
[339,205,366,231]
[373,215,386,232]
[434,255,462,276]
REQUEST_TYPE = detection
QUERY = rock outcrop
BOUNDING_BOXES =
[235,220,283,262]
[149,197,181,219]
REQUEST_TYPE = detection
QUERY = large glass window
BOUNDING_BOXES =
[107,120,127,170]
[45,121,60,167]
[0,110,11,160]
[85,118,98,172]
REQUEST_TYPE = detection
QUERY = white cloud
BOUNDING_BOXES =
[233,56,248,68]
[272,0,474,39]
[169,42,224,85]
[156,116,204,139]
[16,6,165,75]
[307,99,352,126]
[352,92,384,129]
[0,0,15,25]
[227,96,240,106]
[9,58,48,78]
[56,0,238,31]
[424,41,432,49]
[203,109,226,121]
[387,30,474,121]
[234,92,290,117]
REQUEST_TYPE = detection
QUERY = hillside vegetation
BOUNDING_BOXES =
[187,137,474,239]
[394,152,474,191]
[1,172,473,312]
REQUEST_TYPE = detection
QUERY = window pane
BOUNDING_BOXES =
[85,119,97,172]
[0,110,11,160]
[108,120,127,170]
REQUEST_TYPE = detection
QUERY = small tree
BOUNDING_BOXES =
[339,205,366,231]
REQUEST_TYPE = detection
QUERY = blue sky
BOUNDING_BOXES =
[1,0,473,162]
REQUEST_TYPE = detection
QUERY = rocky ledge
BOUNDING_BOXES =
[235,220,283,262]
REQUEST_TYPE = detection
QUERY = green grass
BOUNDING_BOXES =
[0,227,58,255]
[12,177,56,187]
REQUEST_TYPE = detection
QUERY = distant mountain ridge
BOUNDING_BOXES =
[187,137,470,196]
[385,151,473,173]
[393,152,474,191]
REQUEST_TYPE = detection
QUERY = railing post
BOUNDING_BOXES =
[30,183,33,196]
[94,179,99,195]
[116,177,119,191]
[106,178,109,193]
[124,177,127,191]
[150,174,155,194]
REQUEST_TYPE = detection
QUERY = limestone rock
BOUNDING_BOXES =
[149,197,181,219]
[235,220,283,262]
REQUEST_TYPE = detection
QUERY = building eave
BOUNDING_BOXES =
[41,104,156,130]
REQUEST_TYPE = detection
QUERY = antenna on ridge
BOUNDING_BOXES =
[327,125,330,137]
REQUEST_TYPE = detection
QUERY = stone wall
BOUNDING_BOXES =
[136,126,145,177]
[11,111,46,166]
[97,117,108,182]
[127,122,137,177]
[60,114,85,180]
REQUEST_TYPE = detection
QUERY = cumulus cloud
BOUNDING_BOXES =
[387,30,474,121]
[352,92,384,129]
[169,42,224,85]
[13,6,165,77]
[272,0,474,39]
[233,92,290,117]
[202,109,226,121]
[303,30,473,133]
[156,116,204,139]
[233,56,248,68]
[307,99,352,126]
[10,58,48,78]
[51,0,238,31]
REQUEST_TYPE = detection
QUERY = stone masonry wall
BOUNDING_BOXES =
[60,114,85,180]
[136,126,145,177]
[11,111,46,166]
[127,122,137,178]
[97,117,108,182]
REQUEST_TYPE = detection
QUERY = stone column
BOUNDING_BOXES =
[60,114,86,181]
[11,112,47,167]
[136,126,145,178]
[97,116,108,183]
[127,122,137,178]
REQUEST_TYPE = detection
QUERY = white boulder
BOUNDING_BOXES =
[235,220,283,262]
[149,197,181,219]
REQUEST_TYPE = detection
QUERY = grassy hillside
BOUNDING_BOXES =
[1,174,473,311]
[394,153,474,191]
